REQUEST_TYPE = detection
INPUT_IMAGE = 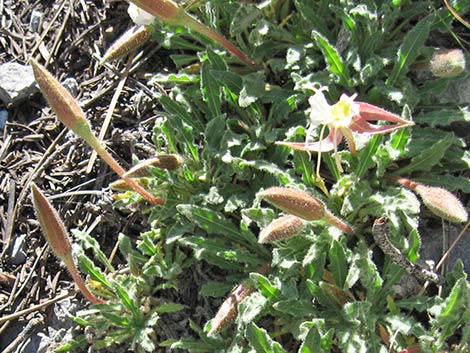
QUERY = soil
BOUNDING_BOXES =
[0,1,180,351]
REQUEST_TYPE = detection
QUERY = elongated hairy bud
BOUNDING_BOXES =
[101,25,151,64]
[31,60,164,205]
[31,183,107,303]
[258,187,354,234]
[209,264,270,335]
[259,215,305,244]
[391,176,468,223]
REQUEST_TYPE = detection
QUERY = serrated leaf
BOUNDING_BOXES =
[115,284,139,317]
[414,107,470,127]
[159,95,201,131]
[245,322,287,353]
[238,72,265,108]
[387,15,432,85]
[413,174,470,193]
[77,253,113,291]
[396,133,454,174]
[273,299,314,317]
[312,30,350,87]
[72,229,115,272]
[177,204,266,256]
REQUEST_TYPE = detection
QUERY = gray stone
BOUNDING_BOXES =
[420,223,470,273]
[0,109,7,130]
[0,62,38,105]
[29,10,43,33]
[9,234,27,265]
[438,75,470,104]
[61,77,79,96]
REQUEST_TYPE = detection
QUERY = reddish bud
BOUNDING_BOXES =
[123,154,184,178]
[209,282,252,335]
[258,187,355,234]
[128,0,257,67]
[259,215,306,244]
[392,177,468,223]
[31,59,96,146]
[258,187,326,221]
[414,184,468,223]
[101,25,151,64]
[430,49,466,78]
[31,183,72,260]
[31,183,106,304]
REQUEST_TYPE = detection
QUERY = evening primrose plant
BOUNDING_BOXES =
[29,0,470,352]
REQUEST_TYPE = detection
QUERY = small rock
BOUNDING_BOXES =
[29,10,43,33]
[420,223,470,272]
[438,76,470,104]
[0,62,38,105]
[9,234,27,265]
[61,77,79,96]
[0,109,7,131]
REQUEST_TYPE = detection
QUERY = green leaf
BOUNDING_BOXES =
[413,174,470,193]
[159,95,201,131]
[396,133,454,174]
[273,299,314,317]
[355,134,383,178]
[201,60,222,117]
[387,15,432,85]
[245,322,287,353]
[101,312,130,327]
[77,253,113,291]
[72,229,115,272]
[329,241,348,289]
[312,30,350,87]
[238,72,265,108]
[250,273,281,300]
[54,335,88,352]
[177,204,268,256]
[154,302,186,313]
[306,280,341,312]
[179,236,261,270]
[115,284,139,317]
[414,106,470,127]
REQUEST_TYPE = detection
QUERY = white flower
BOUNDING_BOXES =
[308,87,359,131]
[128,3,155,25]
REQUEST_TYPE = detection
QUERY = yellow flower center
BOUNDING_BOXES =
[329,99,356,128]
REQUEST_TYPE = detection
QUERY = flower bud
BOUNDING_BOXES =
[209,282,252,335]
[258,215,305,244]
[258,187,355,234]
[430,49,466,78]
[101,25,151,64]
[413,184,468,223]
[31,183,106,304]
[123,154,184,178]
[257,187,326,221]
[31,183,71,260]
[390,176,468,223]
[128,0,257,67]
[31,60,96,146]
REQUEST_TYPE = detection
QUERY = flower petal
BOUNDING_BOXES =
[350,117,410,135]
[357,102,414,125]
[276,128,343,152]
[308,87,332,128]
